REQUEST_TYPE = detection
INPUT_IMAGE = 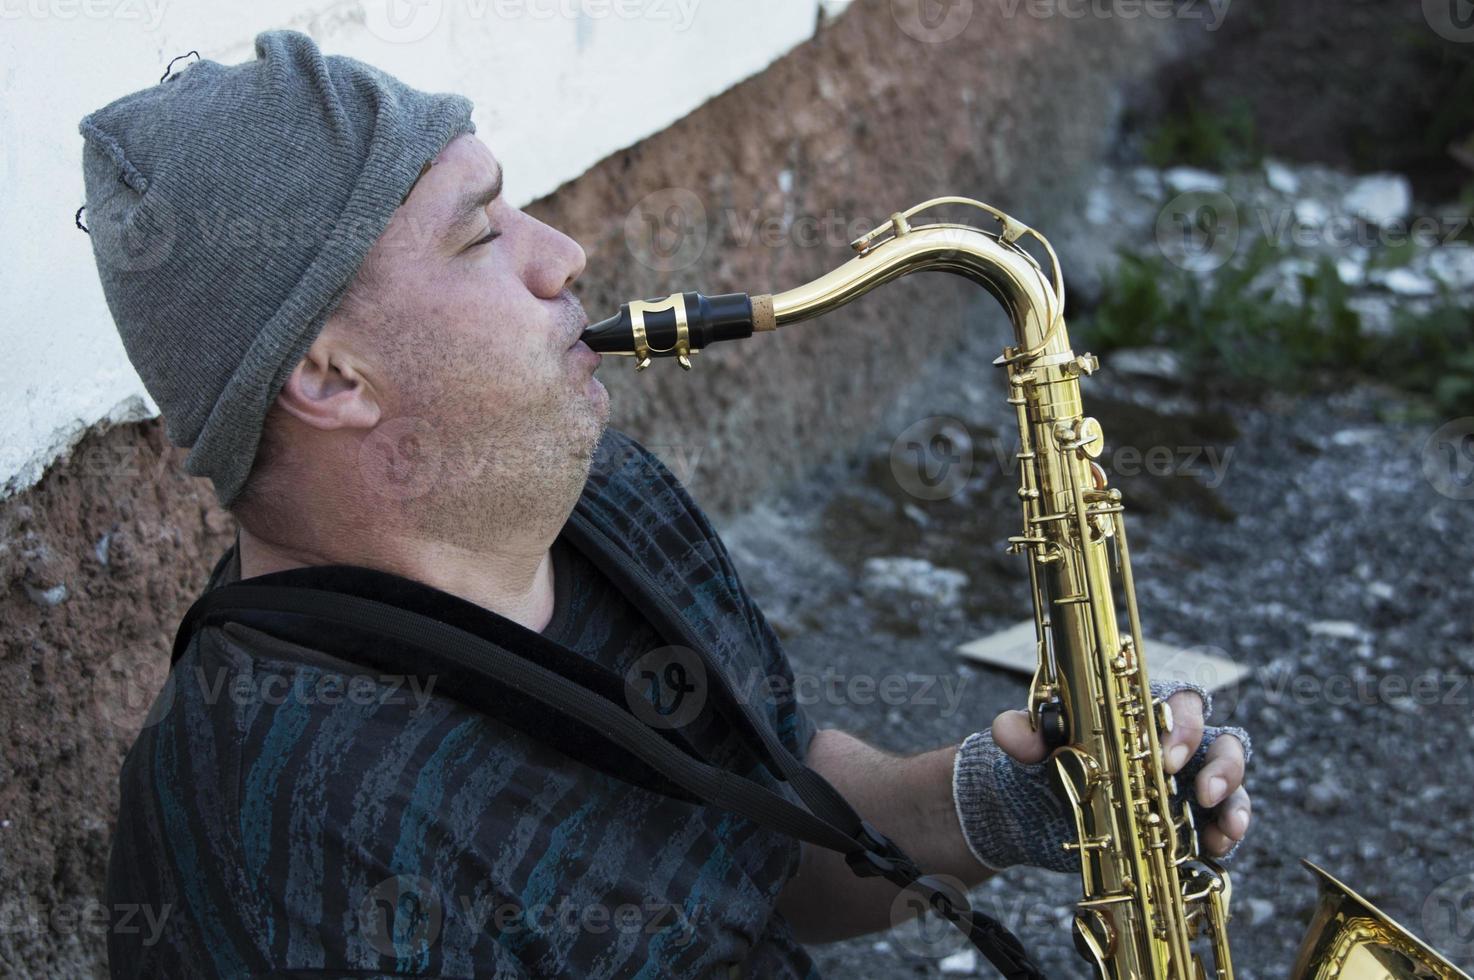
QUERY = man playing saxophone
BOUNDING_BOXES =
[81,31,1251,977]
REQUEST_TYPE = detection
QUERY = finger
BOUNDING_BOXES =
[1161,690,1205,775]
[1194,733,1247,809]
[991,709,1047,764]
[1201,822,1237,857]
[1213,786,1252,842]
[1202,787,1252,856]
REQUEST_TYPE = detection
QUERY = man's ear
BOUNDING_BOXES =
[276,335,382,431]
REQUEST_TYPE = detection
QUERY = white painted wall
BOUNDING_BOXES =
[0,0,838,497]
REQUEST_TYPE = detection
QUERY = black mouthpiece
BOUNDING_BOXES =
[581,292,757,368]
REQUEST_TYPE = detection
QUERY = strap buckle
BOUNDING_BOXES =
[910,874,970,919]
[844,820,921,881]
[844,822,970,920]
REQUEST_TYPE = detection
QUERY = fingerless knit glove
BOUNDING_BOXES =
[952,680,1251,873]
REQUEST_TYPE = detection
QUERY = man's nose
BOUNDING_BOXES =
[529,218,586,297]
[559,232,587,291]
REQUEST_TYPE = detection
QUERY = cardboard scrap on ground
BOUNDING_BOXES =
[955,620,1252,693]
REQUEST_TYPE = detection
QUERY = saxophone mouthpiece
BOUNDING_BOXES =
[579,311,639,351]
[581,291,777,370]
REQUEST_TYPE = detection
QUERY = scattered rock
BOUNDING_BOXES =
[1334,257,1366,287]
[939,949,977,974]
[1105,347,1185,384]
[1372,267,1438,297]
[1329,429,1382,447]
[901,502,930,527]
[1244,897,1277,926]
[1306,776,1348,814]
[861,557,968,608]
[1427,246,1474,291]
[1164,166,1227,194]
[1130,166,1164,200]
[24,582,67,608]
[1264,159,1300,195]
[1293,198,1330,228]
[1341,173,1412,227]
[1085,184,1114,225]
[1262,734,1294,759]
[1307,620,1369,642]
[1252,256,1317,305]
[1346,295,1395,335]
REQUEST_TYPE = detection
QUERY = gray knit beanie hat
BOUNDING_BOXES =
[79,29,476,506]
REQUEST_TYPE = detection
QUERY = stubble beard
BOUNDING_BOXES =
[404,373,608,549]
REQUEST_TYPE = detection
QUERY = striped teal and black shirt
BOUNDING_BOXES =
[105,428,821,978]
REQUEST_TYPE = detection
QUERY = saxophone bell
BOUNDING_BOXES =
[1291,860,1469,980]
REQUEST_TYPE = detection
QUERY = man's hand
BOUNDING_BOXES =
[990,688,1252,858]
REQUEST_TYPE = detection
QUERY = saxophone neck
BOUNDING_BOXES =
[581,198,1072,368]
[771,198,1071,360]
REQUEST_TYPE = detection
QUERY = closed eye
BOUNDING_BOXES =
[466,229,501,250]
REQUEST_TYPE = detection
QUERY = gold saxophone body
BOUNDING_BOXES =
[584,197,1470,979]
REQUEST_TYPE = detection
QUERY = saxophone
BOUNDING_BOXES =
[583,197,1470,979]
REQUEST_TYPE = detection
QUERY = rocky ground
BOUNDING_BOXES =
[1058,157,1474,322]
[715,163,1474,977]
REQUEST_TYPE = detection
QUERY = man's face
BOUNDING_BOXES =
[339,132,608,497]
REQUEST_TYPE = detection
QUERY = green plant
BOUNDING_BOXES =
[1143,97,1260,172]
[1087,252,1170,351]
[1369,239,1419,271]
[1373,288,1474,417]
[1454,179,1474,245]
[1085,242,1366,390]
[1424,45,1474,165]
[1079,241,1474,415]
[1086,243,1474,415]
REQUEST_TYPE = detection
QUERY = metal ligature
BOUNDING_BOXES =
[583,197,1471,979]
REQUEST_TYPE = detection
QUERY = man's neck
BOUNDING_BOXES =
[237,525,560,634]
